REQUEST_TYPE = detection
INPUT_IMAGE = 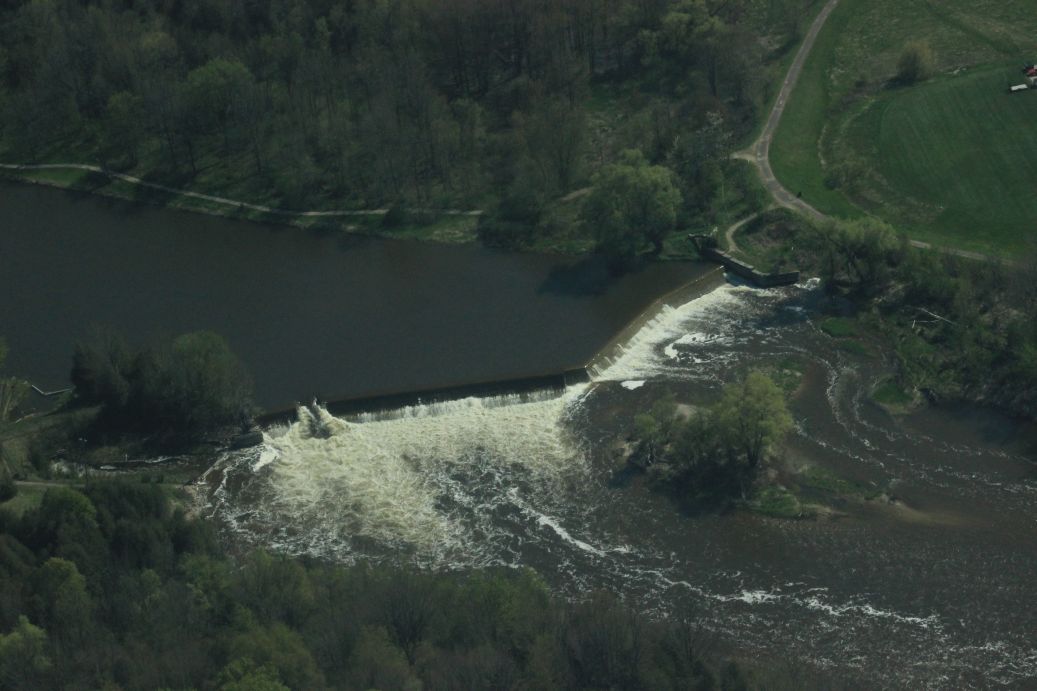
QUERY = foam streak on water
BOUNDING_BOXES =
[204,278,1037,688]
[210,386,592,565]
[589,283,754,383]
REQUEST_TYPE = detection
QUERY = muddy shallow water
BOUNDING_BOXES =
[204,279,1037,688]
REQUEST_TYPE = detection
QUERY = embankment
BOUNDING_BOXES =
[689,234,800,288]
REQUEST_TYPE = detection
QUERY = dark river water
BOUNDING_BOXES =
[3,182,1035,688]
[207,279,1037,689]
[0,182,707,408]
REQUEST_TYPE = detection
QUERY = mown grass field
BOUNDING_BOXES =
[849,66,1037,253]
[771,0,1037,255]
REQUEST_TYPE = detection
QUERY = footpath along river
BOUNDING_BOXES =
[2,180,1035,687]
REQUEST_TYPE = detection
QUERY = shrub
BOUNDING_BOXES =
[381,203,409,228]
[896,41,934,85]
[73,331,255,444]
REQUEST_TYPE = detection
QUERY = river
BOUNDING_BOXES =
[207,279,1037,689]
[0,181,707,409]
[3,181,1035,687]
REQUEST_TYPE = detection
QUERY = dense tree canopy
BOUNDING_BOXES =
[0,481,745,690]
[817,217,906,296]
[712,371,793,473]
[71,330,254,444]
[630,372,794,505]
[0,0,795,251]
[582,149,682,260]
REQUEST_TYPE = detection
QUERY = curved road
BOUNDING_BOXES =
[733,0,1000,264]
[738,0,840,223]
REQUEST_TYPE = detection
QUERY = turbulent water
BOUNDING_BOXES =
[204,279,1037,688]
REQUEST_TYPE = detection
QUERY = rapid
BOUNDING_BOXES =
[203,279,1037,688]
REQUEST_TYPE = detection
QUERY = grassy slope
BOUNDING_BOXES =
[770,0,1037,254]
[851,66,1037,253]
[769,0,861,218]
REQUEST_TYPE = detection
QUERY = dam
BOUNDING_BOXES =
[0,181,715,410]
[208,277,1037,688]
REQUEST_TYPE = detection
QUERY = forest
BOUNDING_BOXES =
[0,481,749,690]
[0,0,814,251]
[738,210,1037,420]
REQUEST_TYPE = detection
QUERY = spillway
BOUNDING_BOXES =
[204,277,1037,688]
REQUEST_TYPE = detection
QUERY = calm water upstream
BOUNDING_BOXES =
[0,182,708,408]
[208,279,1037,689]
[3,182,1035,688]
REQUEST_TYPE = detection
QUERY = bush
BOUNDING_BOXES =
[381,203,409,228]
[73,330,255,444]
[751,486,805,519]
[819,317,858,339]
[896,41,934,85]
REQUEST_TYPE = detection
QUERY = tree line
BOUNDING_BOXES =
[0,0,812,251]
[69,329,255,447]
[0,480,753,690]
[629,372,794,509]
[744,210,1037,419]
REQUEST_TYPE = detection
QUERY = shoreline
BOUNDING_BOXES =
[0,165,707,260]
[0,164,486,247]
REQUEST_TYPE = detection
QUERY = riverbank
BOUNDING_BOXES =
[730,207,1037,421]
[767,0,1037,256]
[1,163,724,260]
[0,164,485,246]
[200,274,1037,688]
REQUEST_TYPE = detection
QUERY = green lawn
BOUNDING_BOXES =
[749,485,811,519]
[819,317,858,338]
[771,0,1037,254]
[848,66,1037,254]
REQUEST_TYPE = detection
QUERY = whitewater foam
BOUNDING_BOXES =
[591,283,754,381]
[211,386,592,562]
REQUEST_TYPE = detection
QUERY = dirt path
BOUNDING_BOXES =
[723,209,773,254]
[0,163,482,218]
[14,480,86,490]
[731,0,1007,265]
[737,0,840,223]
